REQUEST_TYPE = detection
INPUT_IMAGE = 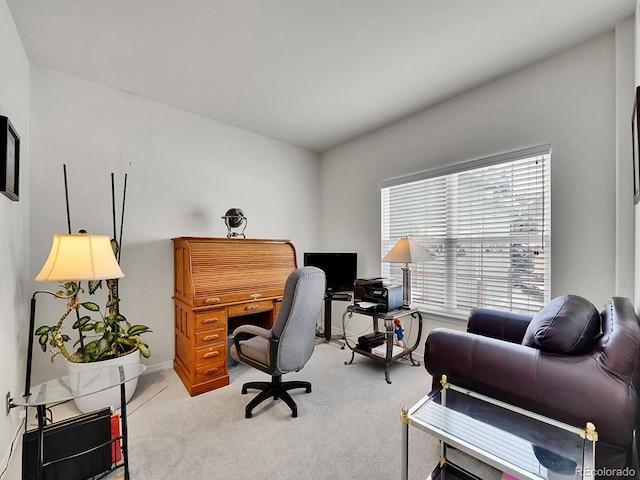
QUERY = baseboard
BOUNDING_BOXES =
[143,360,173,374]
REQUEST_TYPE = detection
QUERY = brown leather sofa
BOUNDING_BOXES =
[424,296,640,479]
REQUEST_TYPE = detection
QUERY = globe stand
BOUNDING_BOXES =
[225,223,247,238]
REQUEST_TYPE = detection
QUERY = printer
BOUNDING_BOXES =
[353,277,403,313]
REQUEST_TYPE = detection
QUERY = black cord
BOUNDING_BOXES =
[63,164,72,234]
[118,174,127,263]
[0,416,26,479]
[45,407,53,425]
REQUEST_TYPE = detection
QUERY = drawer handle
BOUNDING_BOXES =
[203,334,220,341]
[250,293,262,299]
[245,305,259,311]
[203,351,220,359]
[203,368,219,376]
[204,297,221,304]
[202,317,219,324]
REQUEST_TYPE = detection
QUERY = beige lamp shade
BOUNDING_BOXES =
[36,233,125,282]
[382,236,433,308]
[382,236,434,264]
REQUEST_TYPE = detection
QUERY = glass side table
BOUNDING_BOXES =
[11,363,146,480]
[401,376,597,480]
[341,305,423,383]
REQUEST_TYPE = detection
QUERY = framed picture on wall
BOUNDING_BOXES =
[633,87,640,205]
[1,115,20,201]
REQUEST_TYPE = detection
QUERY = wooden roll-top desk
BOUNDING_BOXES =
[172,237,297,396]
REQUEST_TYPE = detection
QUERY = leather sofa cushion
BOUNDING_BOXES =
[522,295,600,354]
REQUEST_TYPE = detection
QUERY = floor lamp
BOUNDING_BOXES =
[16,232,124,402]
[382,236,434,309]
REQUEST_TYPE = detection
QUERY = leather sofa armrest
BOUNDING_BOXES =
[424,328,636,447]
[467,307,533,343]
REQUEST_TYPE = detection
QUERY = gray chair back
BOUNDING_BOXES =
[271,266,325,373]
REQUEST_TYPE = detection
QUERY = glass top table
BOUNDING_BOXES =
[11,363,146,480]
[401,376,597,480]
[11,363,146,407]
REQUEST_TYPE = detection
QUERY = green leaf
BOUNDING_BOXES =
[127,325,151,336]
[80,323,96,332]
[88,280,102,295]
[63,281,78,292]
[110,239,119,257]
[38,334,48,351]
[96,338,110,356]
[81,302,100,312]
[139,343,150,358]
[106,298,120,309]
[35,326,50,335]
[72,316,92,329]
[94,321,106,333]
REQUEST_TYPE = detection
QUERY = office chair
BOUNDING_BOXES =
[230,266,326,418]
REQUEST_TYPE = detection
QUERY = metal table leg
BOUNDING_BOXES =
[118,367,130,480]
[36,404,45,480]
[401,407,409,480]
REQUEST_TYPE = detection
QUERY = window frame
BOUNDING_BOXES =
[381,145,551,319]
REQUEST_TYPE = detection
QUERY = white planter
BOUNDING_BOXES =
[65,349,141,413]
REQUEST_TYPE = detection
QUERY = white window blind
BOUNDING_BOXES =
[381,146,551,317]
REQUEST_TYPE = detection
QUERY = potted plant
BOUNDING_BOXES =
[33,170,151,412]
[33,253,151,364]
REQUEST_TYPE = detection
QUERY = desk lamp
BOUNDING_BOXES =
[19,232,124,400]
[382,236,434,309]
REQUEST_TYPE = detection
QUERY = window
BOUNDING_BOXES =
[381,145,551,317]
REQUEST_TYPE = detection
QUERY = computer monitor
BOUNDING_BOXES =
[303,252,357,295]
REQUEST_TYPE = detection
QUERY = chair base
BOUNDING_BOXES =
[241,375,311,418]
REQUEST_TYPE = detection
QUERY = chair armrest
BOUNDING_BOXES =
[231,325,278,372]
[424,328,636,448]
[232,324,272,340]
[467,307,533,343]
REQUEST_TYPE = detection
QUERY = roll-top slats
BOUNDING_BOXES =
[173,237,297,308]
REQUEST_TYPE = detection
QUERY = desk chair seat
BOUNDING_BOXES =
[230,267,325,418]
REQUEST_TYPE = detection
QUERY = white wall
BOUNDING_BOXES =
[0,0,30,470]
[320,28,634,336]
[27,66,321,384]
[616,17,635,299]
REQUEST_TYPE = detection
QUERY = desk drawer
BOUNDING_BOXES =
[195,358,226,383]
[195,310,226,330]
[195,343,226,367]
[195,326,226,347]
[228,300,273,317]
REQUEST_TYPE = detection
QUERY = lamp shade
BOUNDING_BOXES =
[382,236,434,264]
[35,233,124,282]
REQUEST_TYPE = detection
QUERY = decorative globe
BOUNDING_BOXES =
[222,208,247,238]
[224,208,245,228]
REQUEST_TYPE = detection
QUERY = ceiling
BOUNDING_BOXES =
[6,0,637,153]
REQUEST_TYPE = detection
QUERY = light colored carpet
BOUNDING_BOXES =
[4,340,501,479]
